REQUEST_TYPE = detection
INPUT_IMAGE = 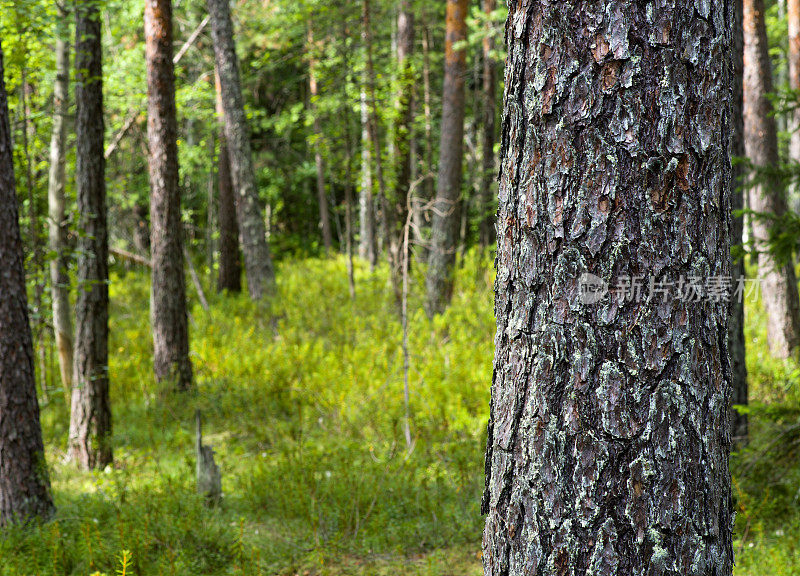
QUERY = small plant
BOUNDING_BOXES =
[116,550,133,576]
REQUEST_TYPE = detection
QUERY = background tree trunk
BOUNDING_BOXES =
[732,0,749,445]
[744,0,800,359]
[359,84,377,268]
[0,40,55,526]
[790,0,800,164]
[425,0,468,317]
[70,0,113,470]
[207,0,275,300]
[307,27,333,255]
[478,0,497,248]
[47,5,74,397]
[215,73,242,294]
[392,0,415,254]
[482,3,734,574]
[145,0,193,390]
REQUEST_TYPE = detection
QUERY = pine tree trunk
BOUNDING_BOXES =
[478,0,497,248]
[0,40,55,526]
[215,74,242,293]
[483,4,734,574]
[47,6,74,397]
[145,0,193,390]
[425,0,468,317]
[70,0,113,470]
[731,0,749,445]
[744,0,800,359]
[359,84,377,268]
[392,0,415,254]
[207,0,275,300]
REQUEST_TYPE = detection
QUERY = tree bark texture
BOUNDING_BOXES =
[425,0,469,317]
[482,3,734,575]
[731,0,749,445]
[215,73,242,293]
[479,0,498,248]
[47,6,74,395]
[145,0,193,390]
[70,0,113,470]
[744,0,800,359]
[207,0,275,300]
[0,40,55,526]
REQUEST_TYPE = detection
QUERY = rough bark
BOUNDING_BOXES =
[425,0,469,317]
[145,0,193,390]
[744,0,800,359]
[308,27,333,255]
[479,0,497,248]
[215,74,242,293]
[483,3,734,575]
[0,40,55,526]
[70,0,112,470]
[47,6,74,395]
[392,0,415,252]
[359,84,377,268]
[207,0,275,300]
[731,0,749,445]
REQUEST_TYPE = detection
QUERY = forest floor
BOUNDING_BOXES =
[1,253,799,575]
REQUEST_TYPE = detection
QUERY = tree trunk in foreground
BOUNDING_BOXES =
[47,6,74,396]
[482,4,734,574]
[215,74,242,293]
[207,0,275,300]
[731,0,749,445]
[478,0,497,248]
[425,0,468,317]
[744,0,800,359]
[145,0,193,390]
[70,0,112,470]
[0,40,55,526]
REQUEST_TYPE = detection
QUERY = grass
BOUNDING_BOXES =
[1,252,800,574]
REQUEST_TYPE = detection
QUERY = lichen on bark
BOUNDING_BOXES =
[483,2,734,574]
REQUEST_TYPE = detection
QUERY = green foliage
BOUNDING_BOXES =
[2,254,493,575]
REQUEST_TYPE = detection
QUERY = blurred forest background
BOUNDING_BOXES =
[0,0,799,574]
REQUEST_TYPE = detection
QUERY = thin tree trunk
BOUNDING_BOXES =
[392,1,415,258]
[70,0,112,470]
[215,72,242,293]
[744,0,800,359]
[307,27,333,255]
[732,0,749,445]
[359,83,377,268]
[145,0,193,390]
[425,0,468,317]
[47,4,74,399]
[483,4,734,573]
[207,0,275,300]
[478,0,497,247]
[0,39,55,526]
[362,0,396,295]
[412,23,434,256]
[789,0,800,174]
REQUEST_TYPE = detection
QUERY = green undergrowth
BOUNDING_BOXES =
[2,253,800,574]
